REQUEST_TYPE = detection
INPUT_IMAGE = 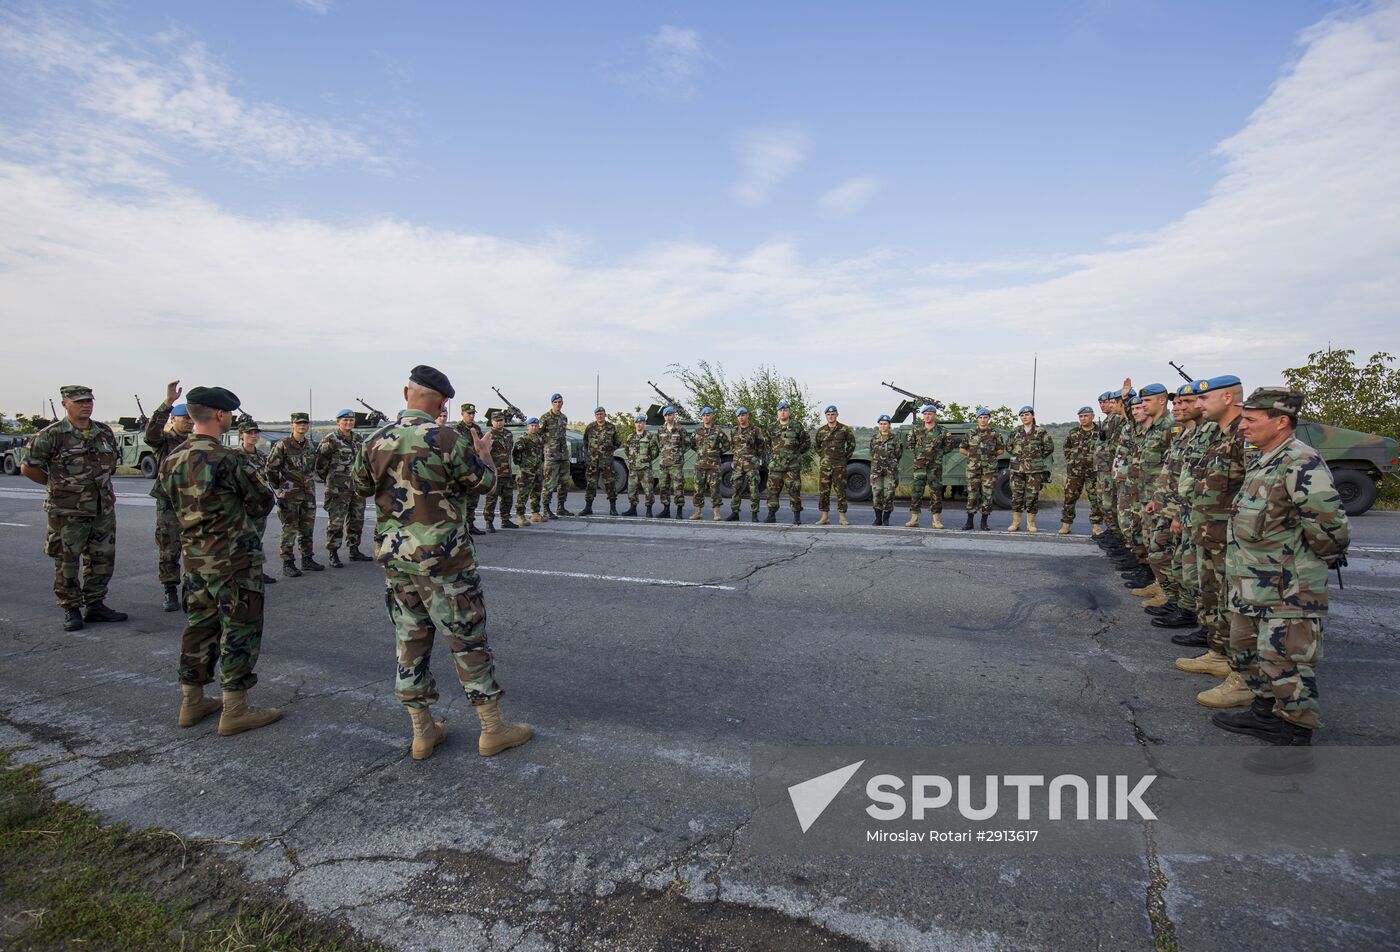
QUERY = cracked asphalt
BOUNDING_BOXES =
[2,478,1399,951]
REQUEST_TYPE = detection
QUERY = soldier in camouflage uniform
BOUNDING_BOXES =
[868,414,904,526]
[352,365,531,761]
[813,405,856,526]
[726,407,765,522]
[1132,384,1175,603]
[237,418,278,585]
[960,408,1004,531]
[1059,406,1102,534]
[145,381,194,610]
[582,407,620,516]
[905,404,949,529]
[621,414,659,516]
[1113,394,1149,586]
[655,407,691,519]
[21,385,127,631]
[1144,386,1203,630]
[1094,391,1125,544]
[539,393,572,517]
[690,407,731,521]
[152,386,282,736]
[483,411,517,531]
[316,409,368,567]
[513,418,545,523]
[1212,388,1349,752]
[454,404,486,535]
[1164,385,1220,650]
[1005,406,1054,533]
[765,400,811,524]
[266,411,323,576]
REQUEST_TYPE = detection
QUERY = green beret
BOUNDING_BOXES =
[60,385,94,400]
[1240,387,1303,417]
[290,411,310,423]
[186,386,241,411]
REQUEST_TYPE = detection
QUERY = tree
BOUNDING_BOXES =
[0,413,49,434]
[667,361,820,434]
[1282,349,1400,438]
[943,401,1017,429]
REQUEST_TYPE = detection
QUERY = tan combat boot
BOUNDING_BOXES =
[1091,524,1104,537]
[474,698,532,756]
[1026,513,1038,533]
[1058,522,1072,535]
[905,512,919,527]
[815,512,829,526]
[713,511,722,522]
[1140,592,1169,608]
[177,683,222,728]
[930,513,944,529]
[838,512,849,526]
[1196,671,1253,709]
[1007,512,1022,532]
[688,509,703,520]
[530,512,544,524]
[1175,650,1230,676]
[217,689,282,736]
[408,706,447,761]
[1131,580,1162,598]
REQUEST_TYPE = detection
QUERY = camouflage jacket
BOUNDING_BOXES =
[453,420,483,444]
[1226,437,1350,618]
[656,423,691,467]
[1094,416,1122,474]
[486,427,514,473]
[143,400,188,467]
[315,430,363,495]
[241,444,269,479]
[538,409,569,461]
[583,421,620,461]
[152,434,274,576]
[1006,424,1054,475]
[1153,422,1197,521]
[621,429,658,470]
[768,420,810,469]
[24,418,118,516]
[868,431,904,476]
[1190,416,1247,548]
[814,422,856,465]
[351,409,496,576]
[1112,420,1138,482]
[909,424,949,472]
[1062,424,1099,477]
[963,427,1004,472]
[266,435,318,501]
[729,424,765,470]
[512,431,544,472]
[1175,420,1218,510]
[692,424,730,471]
[1135,414,1174,500]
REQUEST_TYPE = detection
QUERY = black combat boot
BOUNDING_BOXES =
[84,603,128,623]
[765,508,776,523]
[623,502,638,516]
[1171,627,1209,648]
[1211,697,1283,741]
[63,607,84,632]
[645,504,654,518]
[348,546,372,562]
[675,504,685,519]
[581,501,594,516]
[962,512,975,530]
[329,550,344,568]
[500,514,518,528]
[979,514,990,531]
[543,503,556,520]
[162,583,179,612]
[609,500,619,516]
[873,510,882,526]
[1151,608,1197,629]
[558,502,574,516]
[726,508,740,522]
[486,516,496,533]
[468,519,485,536]
[1122,569,1153,588]
[1145,601,1177,616]
[658,505,670,519]
[751,509,758,522]
[261,572,278,584]
[302,555,325,572]
[792,510,801,525]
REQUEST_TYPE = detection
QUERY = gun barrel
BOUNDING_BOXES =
[1168,361,1194,383]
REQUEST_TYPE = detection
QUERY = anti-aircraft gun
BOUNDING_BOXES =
[881,382,945,424]
[646,381,694,424]
[354,398,389,430]
[489,387,527,424]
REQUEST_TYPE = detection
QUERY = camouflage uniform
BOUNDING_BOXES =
[454,419,485,524]
[240,437,272,557]
[1152,419,1195,608]
[25,418,119,609]
[1060,423,1103,527]
[621,428,659,509]
[1137,413,1175,573]
[1095,415,1123,537]
[538,407,570,508]
[728,423,766,515]
[1113,419,1142,554]
[352,409,501,709]
[582,419,620,505]
[1190,416,1248,655]
[1174,421,1218,618]
[1006,424,1054,514]
[765,419,811,513]
[316,430,365,554]
[152,434,274,690]
[483,426,515,523]
[656,422,692,509]
[512,430,545,517]
[144,401,188,586]
[813,422,856,513]
[1227,436,1349,729]
[266,432,318,561]
[907,423,949,515]
[963,427,1005,516]
[691,424,731,512]
[868,430,904,513]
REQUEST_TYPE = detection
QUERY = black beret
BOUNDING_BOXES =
[186,386,241,411]
[410,364,455,399]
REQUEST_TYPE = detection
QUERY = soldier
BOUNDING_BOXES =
[539,393,572,517]
[765,399,810,524]
[152,386,281,735]
[1094,390,1126,549]
[582,406,620,516]
[1059,406,1102,535]
[316,409,368,567]
[1005,405,1054,533]
[1144,386,1199,628]
[1113,393,1152,588]
[266,411,322,577]
[454,404,486,535]
[727,406,766,522]
[236,418,278,585]
[351,365,531,760]
[655,406,691,519]
[620,413,659,516]
[21,385,127,631]
[813,405,856,526]
[483,411,517,531]
[1167,384,1221,649]
[869,414,904,525]
[513,417,545,523]
[905,404,949,529]
[1133,384,1175,601]
[960,407,1004,531]
[145,382,195,610]
[690,407,731,521]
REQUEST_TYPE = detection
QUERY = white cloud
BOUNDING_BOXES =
[293,0,334,14]
[731,125,808,207]
[608,25,711,102]
[819,175,881,218]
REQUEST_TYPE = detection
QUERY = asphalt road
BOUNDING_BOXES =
[2,476,1398,951]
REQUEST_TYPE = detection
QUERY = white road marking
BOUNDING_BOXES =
[0,522,29,527]
[480,565,736,591]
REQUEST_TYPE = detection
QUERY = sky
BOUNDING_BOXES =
[1,0,1397,424]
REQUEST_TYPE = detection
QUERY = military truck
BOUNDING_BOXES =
[1295,419,1396,515]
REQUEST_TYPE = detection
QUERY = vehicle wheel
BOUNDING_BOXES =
[140,454,158,478]
[992,469,1013,510]
[612,458,629,492]
[718,460,734,499]
[845,462,871,503]
[2,454,16,476]
[1333,468,1378,516]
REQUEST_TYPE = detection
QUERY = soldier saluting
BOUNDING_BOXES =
[144,380,194,611]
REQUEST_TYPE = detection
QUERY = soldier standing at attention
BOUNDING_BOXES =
[266,412,322,577]
[153,387,281,735]
[454,404,486,536]
[621,413,659,517]
[905,404,949,529]
[655,407,691,519]
[316,409,368,567]
[1094,391,1126,546]
[765,400,810,524]
[960,408,1004,532]
[813,405,856,526]
[352,365,531,761]
[145,381,194,611]
[582,407,621,516]
[690,407,731,521]
[483,411,517,531]
[1059,407,1102,535]
[513,418,545,524]
[1169,384,1222,651]
[237,418,277,585]
[1134,384,1175,601]
[1005,406,1054,533]
[869,414,904,526]
[22,385,127,632]
[539,393,572,518]
[726,407,765,522]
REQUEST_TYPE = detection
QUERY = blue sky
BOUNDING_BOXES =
[1,0,1396,422]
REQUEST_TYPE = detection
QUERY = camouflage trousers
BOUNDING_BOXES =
[907,464,943,514]
[323,490,365,553]
[544,457,570,506]
[1175,533,1199,614]
[766,464,803,512]
[484,474,514,521]
[1096,470,1119,534]
[626,469,654,508]
[693,468,722,511]
[730,465,762,513]
[45,509,116,609]
[965,465,996,515]
[1197,544,1228,654]
[817,460,848,513]
[1146,515,1176,592]
[465,490,479,521]
[1060,468,1102,526]
[252,513,270,565]
[179,570,264,691]
[657,463,685,507]
[1009,471,1046,514]
[154,502,181,585]
[276,496,316,560]
[585,458,616,503]
[1228,612,1323,729]
[1117,487,1143,558]
[871,471,898,511]
[385,568,501,709]
[516,471,541,515]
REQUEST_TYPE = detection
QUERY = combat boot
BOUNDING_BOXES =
[178,683,222,728]
[979,514,990,531]
[581,501,594,516]
[609,501,619,516]
[726,507,740,522]
[486,518,496,534]
[1175,650,1230,676]
[474,698,532,756]
[962,513,975,530]
[930,513,944,529]
[659,505,671,519]
[1140,592,1169,609]
[815,512,830,526]
[1145,601,1177,616]
[468,520,485,536]
[558,503,574,516]
[751,509,759,522]
[217,690,282,736]
[1151,608,1197,629]
[646,504,654,518]
[623,503,638,516]
[329,550,344,568]
[301,555,325,572]
[543,504,556,520]
[675,504,685,519]
[905,512,919,527]
[1026,513,1038,533]
[348,546,373,562]
[530,511,545,524]
[765,509,777,523]
[1091,524,1104,537]
[1196,671,1253,709]
[1007,512,1022,533]
[1058,522,1072,536]
[1211,696,1283,741]
[712,510,722,522]
[689,509,703,520]
[874,510,883,526]
[501,515,519,529]
[84,603,128,623]
[63,607,84,631]
[261,572,278,584]
[408,706,448,760]
[162,583,180,612]
[1171,626,1209,648]
[838,512,849,526]
[1131,580,1162,598]
[792,510,801,525]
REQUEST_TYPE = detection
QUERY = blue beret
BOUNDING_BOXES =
[1197,375,1241,393]
[1098,391,1114,402]
[170,403,189,417]
[594,406,605,414]
[877,414,891,423]
[1176,384,1194,397]
[336,408,354,419]
[825,404,838,414]
[663,406,675,415]
[1078,406,1094,415]
[735,406,749,416]
[1128,394,1143,406]
[975,406,991,417]
[634,413,646,422]
[410,364,455,399]
[701,406,714,415]
[920,404,937,414]
[1139,383,1167,397]
[526,416,539,425]
[777,400,791,410]
[550,392,562,401]
[1018,405,1034,415]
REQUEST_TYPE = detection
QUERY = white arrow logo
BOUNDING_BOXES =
[787,760,865,833]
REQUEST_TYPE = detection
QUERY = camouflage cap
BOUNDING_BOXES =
[60,385,94,400]
[186,386,240,411]
[1240,387,1303,417]
[238,416,261,433]
[594,406,606,414]
[490,410,505,421]
[461,403,476,414]
[290,411,310,423]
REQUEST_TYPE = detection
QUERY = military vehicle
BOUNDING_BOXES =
[1294,419,1396,515]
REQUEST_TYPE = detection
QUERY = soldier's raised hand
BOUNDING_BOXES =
[166,380,182,404]
[471,428,495,469]
[1121,377,1133,398]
